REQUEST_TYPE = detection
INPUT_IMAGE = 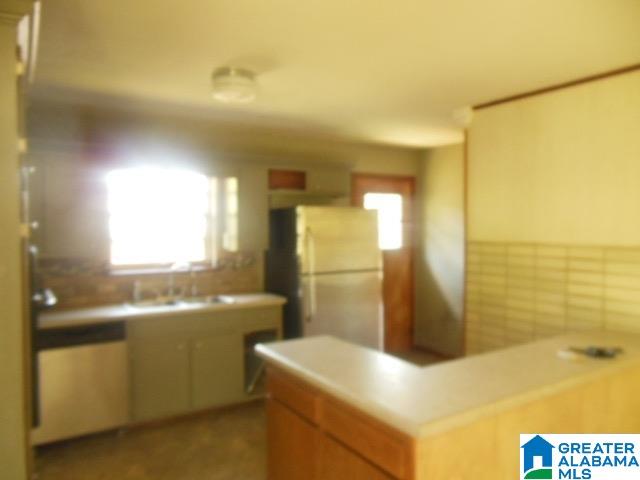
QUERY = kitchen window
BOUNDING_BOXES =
[106,167,238,267]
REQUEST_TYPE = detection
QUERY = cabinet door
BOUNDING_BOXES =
[191,333,243,409]
[130,338,190,421]
[318,434,394,480]
[267,398,319,480]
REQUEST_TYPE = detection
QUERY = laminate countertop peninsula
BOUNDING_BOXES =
[256,333,640,479]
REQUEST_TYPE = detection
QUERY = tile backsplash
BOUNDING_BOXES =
[465,242,640,354]
[39,252,261,310]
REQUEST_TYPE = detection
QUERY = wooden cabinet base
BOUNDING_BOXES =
[267,398,319,480]
[265,363,640,480]
[266,368,415,480]
[318,434,394,480]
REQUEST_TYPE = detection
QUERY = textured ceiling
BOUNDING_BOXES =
[32,0,640,148]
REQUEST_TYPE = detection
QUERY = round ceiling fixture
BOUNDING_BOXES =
[211,67,257,104]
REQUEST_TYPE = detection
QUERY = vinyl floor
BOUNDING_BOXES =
[36,401,267,480]
[35,349,443,480]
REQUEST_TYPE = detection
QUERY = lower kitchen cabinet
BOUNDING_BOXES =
[130,338,190,421]
[265,368,414,480]
[318,434,394,480]
[191,333,243,409]
[267,398,319,480]
[129,306,282,422]
[266,396,392,480]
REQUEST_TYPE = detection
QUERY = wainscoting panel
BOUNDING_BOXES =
[465,242,640,354]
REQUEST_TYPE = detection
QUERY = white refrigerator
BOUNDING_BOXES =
[266,206,384,349]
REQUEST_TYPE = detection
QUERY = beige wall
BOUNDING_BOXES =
[466,69,640,354]
[414,144,465,356]
[26,101,420,303]
[27,101,420,177]
[0,3,31,479]
[468,70,640,245]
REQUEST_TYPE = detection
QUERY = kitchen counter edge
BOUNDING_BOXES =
[39,294,287,330]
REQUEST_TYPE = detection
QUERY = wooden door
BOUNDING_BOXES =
[191,332,243,409]
[352,174,415,352]
[267,398,319,480]
[130,338,190,421]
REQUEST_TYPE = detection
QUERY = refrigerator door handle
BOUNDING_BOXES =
[305,228,317,323]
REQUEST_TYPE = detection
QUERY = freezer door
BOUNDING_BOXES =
[301,271,383,350]
[297,206,381,274]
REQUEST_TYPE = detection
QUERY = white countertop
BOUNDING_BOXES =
[39,293,287,330]
[256,332,640,439]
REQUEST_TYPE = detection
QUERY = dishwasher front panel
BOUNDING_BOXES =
[31,341,129,445]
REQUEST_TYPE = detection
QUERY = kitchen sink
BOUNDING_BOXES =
[126,295,231,309]
[127,298,187,308]
[215,294,268,304]
[182,295,230,304]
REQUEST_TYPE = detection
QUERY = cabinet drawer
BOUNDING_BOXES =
[321,397,411,479]
[267,369,319,424]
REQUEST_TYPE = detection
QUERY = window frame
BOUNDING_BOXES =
[105,166,239,274]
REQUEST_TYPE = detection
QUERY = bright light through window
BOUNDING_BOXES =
[106,167,210,266]
[363,193,403,250]
[223,177,239,251]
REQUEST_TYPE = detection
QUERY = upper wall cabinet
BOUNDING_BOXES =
[268,164,351,208]
[269,169,306,191]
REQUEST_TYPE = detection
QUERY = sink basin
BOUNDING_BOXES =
[216,294,270,304]
[125,293,273,310]
[181,295,229,305]
[127,295,231,310]
[127,298,187,308]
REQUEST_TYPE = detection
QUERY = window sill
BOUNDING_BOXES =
[109,264,217,277]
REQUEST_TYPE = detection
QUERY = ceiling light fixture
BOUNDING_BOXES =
[211,67,257,104]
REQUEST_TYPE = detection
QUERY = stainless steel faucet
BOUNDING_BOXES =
[167,270,176,298]
[132,280,142,303]
[168,261,190,299]
[189,266,199,298]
